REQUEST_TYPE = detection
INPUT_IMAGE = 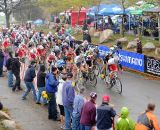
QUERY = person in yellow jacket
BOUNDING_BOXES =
[136,103,160,130]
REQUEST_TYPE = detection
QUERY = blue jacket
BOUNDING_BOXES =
[24,65,36,82]
[46,73,59,93]
[62,80,75,107]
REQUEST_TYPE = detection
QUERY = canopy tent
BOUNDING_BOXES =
[98,4,130,16]
[88,4,130,16]
[129,3,155,15]
[33,19,44,25]
[143,7,160,41]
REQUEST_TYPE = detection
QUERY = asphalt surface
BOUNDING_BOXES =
[0,71,160,130]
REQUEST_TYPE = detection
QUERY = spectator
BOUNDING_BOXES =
[72,87,85,130]
[36,64,47,104]
[83,30,91,43]
[0,48,4,77]
[82,22,88,31]
[12,53,22,91]
[116,41,122,49]
[0,101,3,110]
[136,103,160,130]
[136,38,142,54]
[46,66,59,121]
[116,107,135,130]
[5,52,13,87]
[62,72,75,130]
[97,95,116,130]
[56,74,67,129]
[22,61,37,100]
[80,92,97,130]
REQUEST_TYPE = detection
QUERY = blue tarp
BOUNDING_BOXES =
[88,4,130,16]
[33,19,44,25]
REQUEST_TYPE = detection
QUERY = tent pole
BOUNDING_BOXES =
[158,13,160,41]
[129,14,131,32]
[142,16,143,36]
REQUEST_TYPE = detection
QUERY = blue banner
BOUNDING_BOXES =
[118,50,144,72]
[98,45,109,58]
[98,45,145,72]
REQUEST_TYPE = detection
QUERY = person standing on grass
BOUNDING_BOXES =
[56,73,67,129]
[62,72,75,130]
[22,61,37,100]
[136,38,142,54]
[5,52,14,87]
[12,53,22,91]
[80,92,97,130]
[36,64,47,105]
[72,87,85,130]
[46,66,59,121]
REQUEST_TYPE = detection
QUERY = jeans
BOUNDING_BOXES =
[64,105,73,130]
[48,93,57,120]
[12,73,21,90]
[8,70,13,87]
[0,67,3,76]
[22,82,37,100]
[36,87,47,104]
[80,125,92,130]
[72,115,80,130]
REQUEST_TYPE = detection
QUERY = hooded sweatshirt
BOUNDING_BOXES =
[46,73,59,93]
[116,107,135,130]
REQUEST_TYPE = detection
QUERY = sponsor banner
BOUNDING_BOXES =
[144,56,160,77]
[119,50,144,72]
[98,45,109,58]
[98,45,144,72]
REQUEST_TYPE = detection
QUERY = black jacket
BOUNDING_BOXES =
[83,33,91,43]
[6,58,13,70]
[37,71,46,88]
[24,65,36,82]
[12,58,20,74]
[96,103,116,129]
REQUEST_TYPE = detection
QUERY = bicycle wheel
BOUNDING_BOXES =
[94,65,100,76]
[112,77,122,94]
[84,73,97,88]
[104,75,112,89]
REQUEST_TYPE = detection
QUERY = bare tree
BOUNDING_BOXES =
[0,0,25,28]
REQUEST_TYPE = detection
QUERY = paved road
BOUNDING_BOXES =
[86,71,160,121]
[0,71,160,130]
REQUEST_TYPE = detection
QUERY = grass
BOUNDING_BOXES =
[0,122,8,130]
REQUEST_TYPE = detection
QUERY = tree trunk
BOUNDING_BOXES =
[5,13,10,28]
[77,6,82,25]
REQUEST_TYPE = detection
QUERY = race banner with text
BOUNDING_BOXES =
[144,56,160,77]
[98,45,145,72]
[119,50,144,72]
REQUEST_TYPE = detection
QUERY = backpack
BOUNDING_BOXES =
[136,113,153,130]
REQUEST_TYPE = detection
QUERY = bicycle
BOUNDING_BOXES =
[105,71,122,94]
[75,67,97,88]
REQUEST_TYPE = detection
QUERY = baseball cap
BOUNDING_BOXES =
[102,95,110,102]
[90,92,97,99]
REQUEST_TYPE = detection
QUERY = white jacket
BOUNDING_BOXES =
[56,79,65,105]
